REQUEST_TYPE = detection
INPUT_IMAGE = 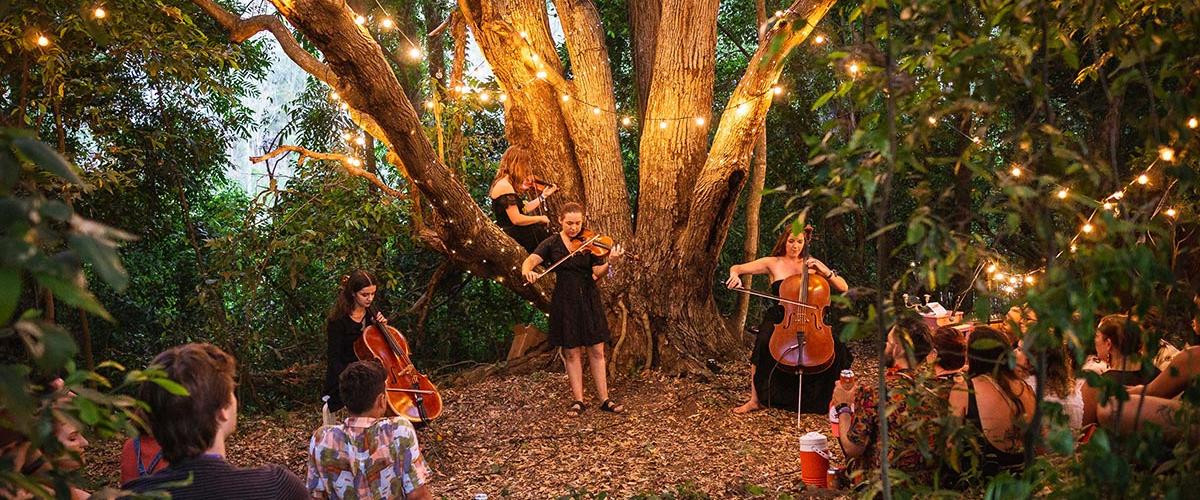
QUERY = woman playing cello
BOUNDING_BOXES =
[726,225,852,414]
[521,202,626,415]
[489,146,556,253]
[323,270,388,412]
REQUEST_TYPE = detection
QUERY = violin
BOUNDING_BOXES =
[768,226,836,373]
[353,306,444,423]
[569,228,617,258]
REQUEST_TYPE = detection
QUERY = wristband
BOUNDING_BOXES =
[835,403,854,417]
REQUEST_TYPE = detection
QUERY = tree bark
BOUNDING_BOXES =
[734,0,771,335]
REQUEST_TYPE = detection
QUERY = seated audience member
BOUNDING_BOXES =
[119,432,167,483]
[832,316,938,480]
[932,326,967,378]
[122,343,306,499]
[307,360,432,500]
[1017,336,1084,431]
[948,326,1035,477]
[1082,314,1160,426]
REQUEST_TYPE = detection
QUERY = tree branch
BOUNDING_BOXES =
[251,145,405,199]
[191,0,337,85]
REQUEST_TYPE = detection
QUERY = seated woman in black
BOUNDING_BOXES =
[489,146,554,253]
[1082,314,1161,427]
[322,270,388,412]
[725,225,850,414]
[948,326,1035,477]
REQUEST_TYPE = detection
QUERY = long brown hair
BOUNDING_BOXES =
[329,270,376,320]
[491,146,533,193]
[769,224,809,257]
[968,326,1028,414]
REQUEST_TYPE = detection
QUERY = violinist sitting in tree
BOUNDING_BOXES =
[489,145,556,253]
[521,202,626,415]
[726,224,852,414]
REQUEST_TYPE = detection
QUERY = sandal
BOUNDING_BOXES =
[568,400,586,416]
[599,399,625,414]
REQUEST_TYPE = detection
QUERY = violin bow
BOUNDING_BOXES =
[526,234,603,284]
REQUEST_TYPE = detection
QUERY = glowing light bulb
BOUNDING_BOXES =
[1188,117,1198,129]
[1165,208,1178,218]
[1102,201,1113,211]
[561,94,570,102]
[847,62,860,76]
[379,18,394,29]
[424,100,434,110]
[341,132,352,142]
[1081,223,1094,234]
[971,136,982,144]
[355,15,366,25]
[1010,165,1022,177]
[1070,244,1078,253]
[927,116,937,125]
[1057,188,1069,199]
[1008,276,1019,285]
[658,120,668,129]
[519,31,529,39]
[813,34,825,44]
[772,85,783,96]
[348,158,362,167]
[1159,146,1175,162]
[498,93,508,102]
[593,107,601,115]
[407,47,423,60]
[1111,191,1124,200]
[478,92,490,102]
[1024,275,1035,285]
[536,70,548,79]
[1137,174,1149,185]
[94,6,106,18]
[994,272,1007,281]
[36,35,49,47]
[339,102,349,110]
[694,116,706,126]
[330,91,340,101]
[621,116,632,127]
[775,10,784,17]
[354,135,366,146]
[986,263,997,274]
[736,103,750,116]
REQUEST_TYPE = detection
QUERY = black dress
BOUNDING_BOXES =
[491,193,547,253]
[532,234,611,348]
[750,280,853,414]
[323,314,366,412]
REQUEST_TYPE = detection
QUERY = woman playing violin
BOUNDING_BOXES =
[489,146,556,252]
[521,202,626,415]
[323,270,389,412]
[726,226,852,414]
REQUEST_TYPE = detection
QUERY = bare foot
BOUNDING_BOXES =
[732,400,763,414]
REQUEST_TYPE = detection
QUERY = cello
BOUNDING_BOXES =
[353,306,444,423]
[767,225,836,373]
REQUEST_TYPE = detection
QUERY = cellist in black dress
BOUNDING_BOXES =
[521,202,626,415]
[322,270,389,412]
[489,146,555,253]
[726,226,852,414]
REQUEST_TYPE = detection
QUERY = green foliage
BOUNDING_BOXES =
[0,130,177,498]
[793,0,1200,496]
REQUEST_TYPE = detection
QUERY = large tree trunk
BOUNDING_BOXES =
[734,0,772,335]
[194,0,836,372]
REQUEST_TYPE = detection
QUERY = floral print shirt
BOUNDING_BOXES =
[306,416,430,499]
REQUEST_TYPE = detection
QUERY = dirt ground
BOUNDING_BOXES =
[84,342,878,498]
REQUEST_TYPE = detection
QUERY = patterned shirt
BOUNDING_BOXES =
[306,416,431,499]
[845,368,945,480]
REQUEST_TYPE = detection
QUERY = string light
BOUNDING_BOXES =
[971,136,982,144]
[658,120,668,129]
[1024,275,1035,285]
[592,107,602,115]
[347,158,362,167]
[1010,165,1022,177]
[407,47,423,60]
[847,62,861,77]
[772,85,783,96]
[927,116,937,125]
[1136,174,1149,185]
[736,103,751,116]
[94,6,107,18]
[423,100,434,110]
[1057,188,1069,199]
[694,116,706,126]
[561,94,571,102]
[330,91,341,101]
[478,91,490,102]
[1159,146,1175,162]
[519,31,528,39]
[355,15,367,25]
[621,116,632,127]
[380,18,394,29]
[986,263,997,274]
[1188,117,1198,129]
[354,135,366,146]
[498,93,508,102]
[1102,201,1114,211]
[36,34,50,47]
[1081,223,1094,234]
[536,70,548,79]
[1165,208,1178,218]
[813,34,826,44]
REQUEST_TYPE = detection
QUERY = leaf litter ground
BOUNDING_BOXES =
[85,342,877,498]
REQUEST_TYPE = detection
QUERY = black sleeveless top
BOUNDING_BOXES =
[965,377,1025,475]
